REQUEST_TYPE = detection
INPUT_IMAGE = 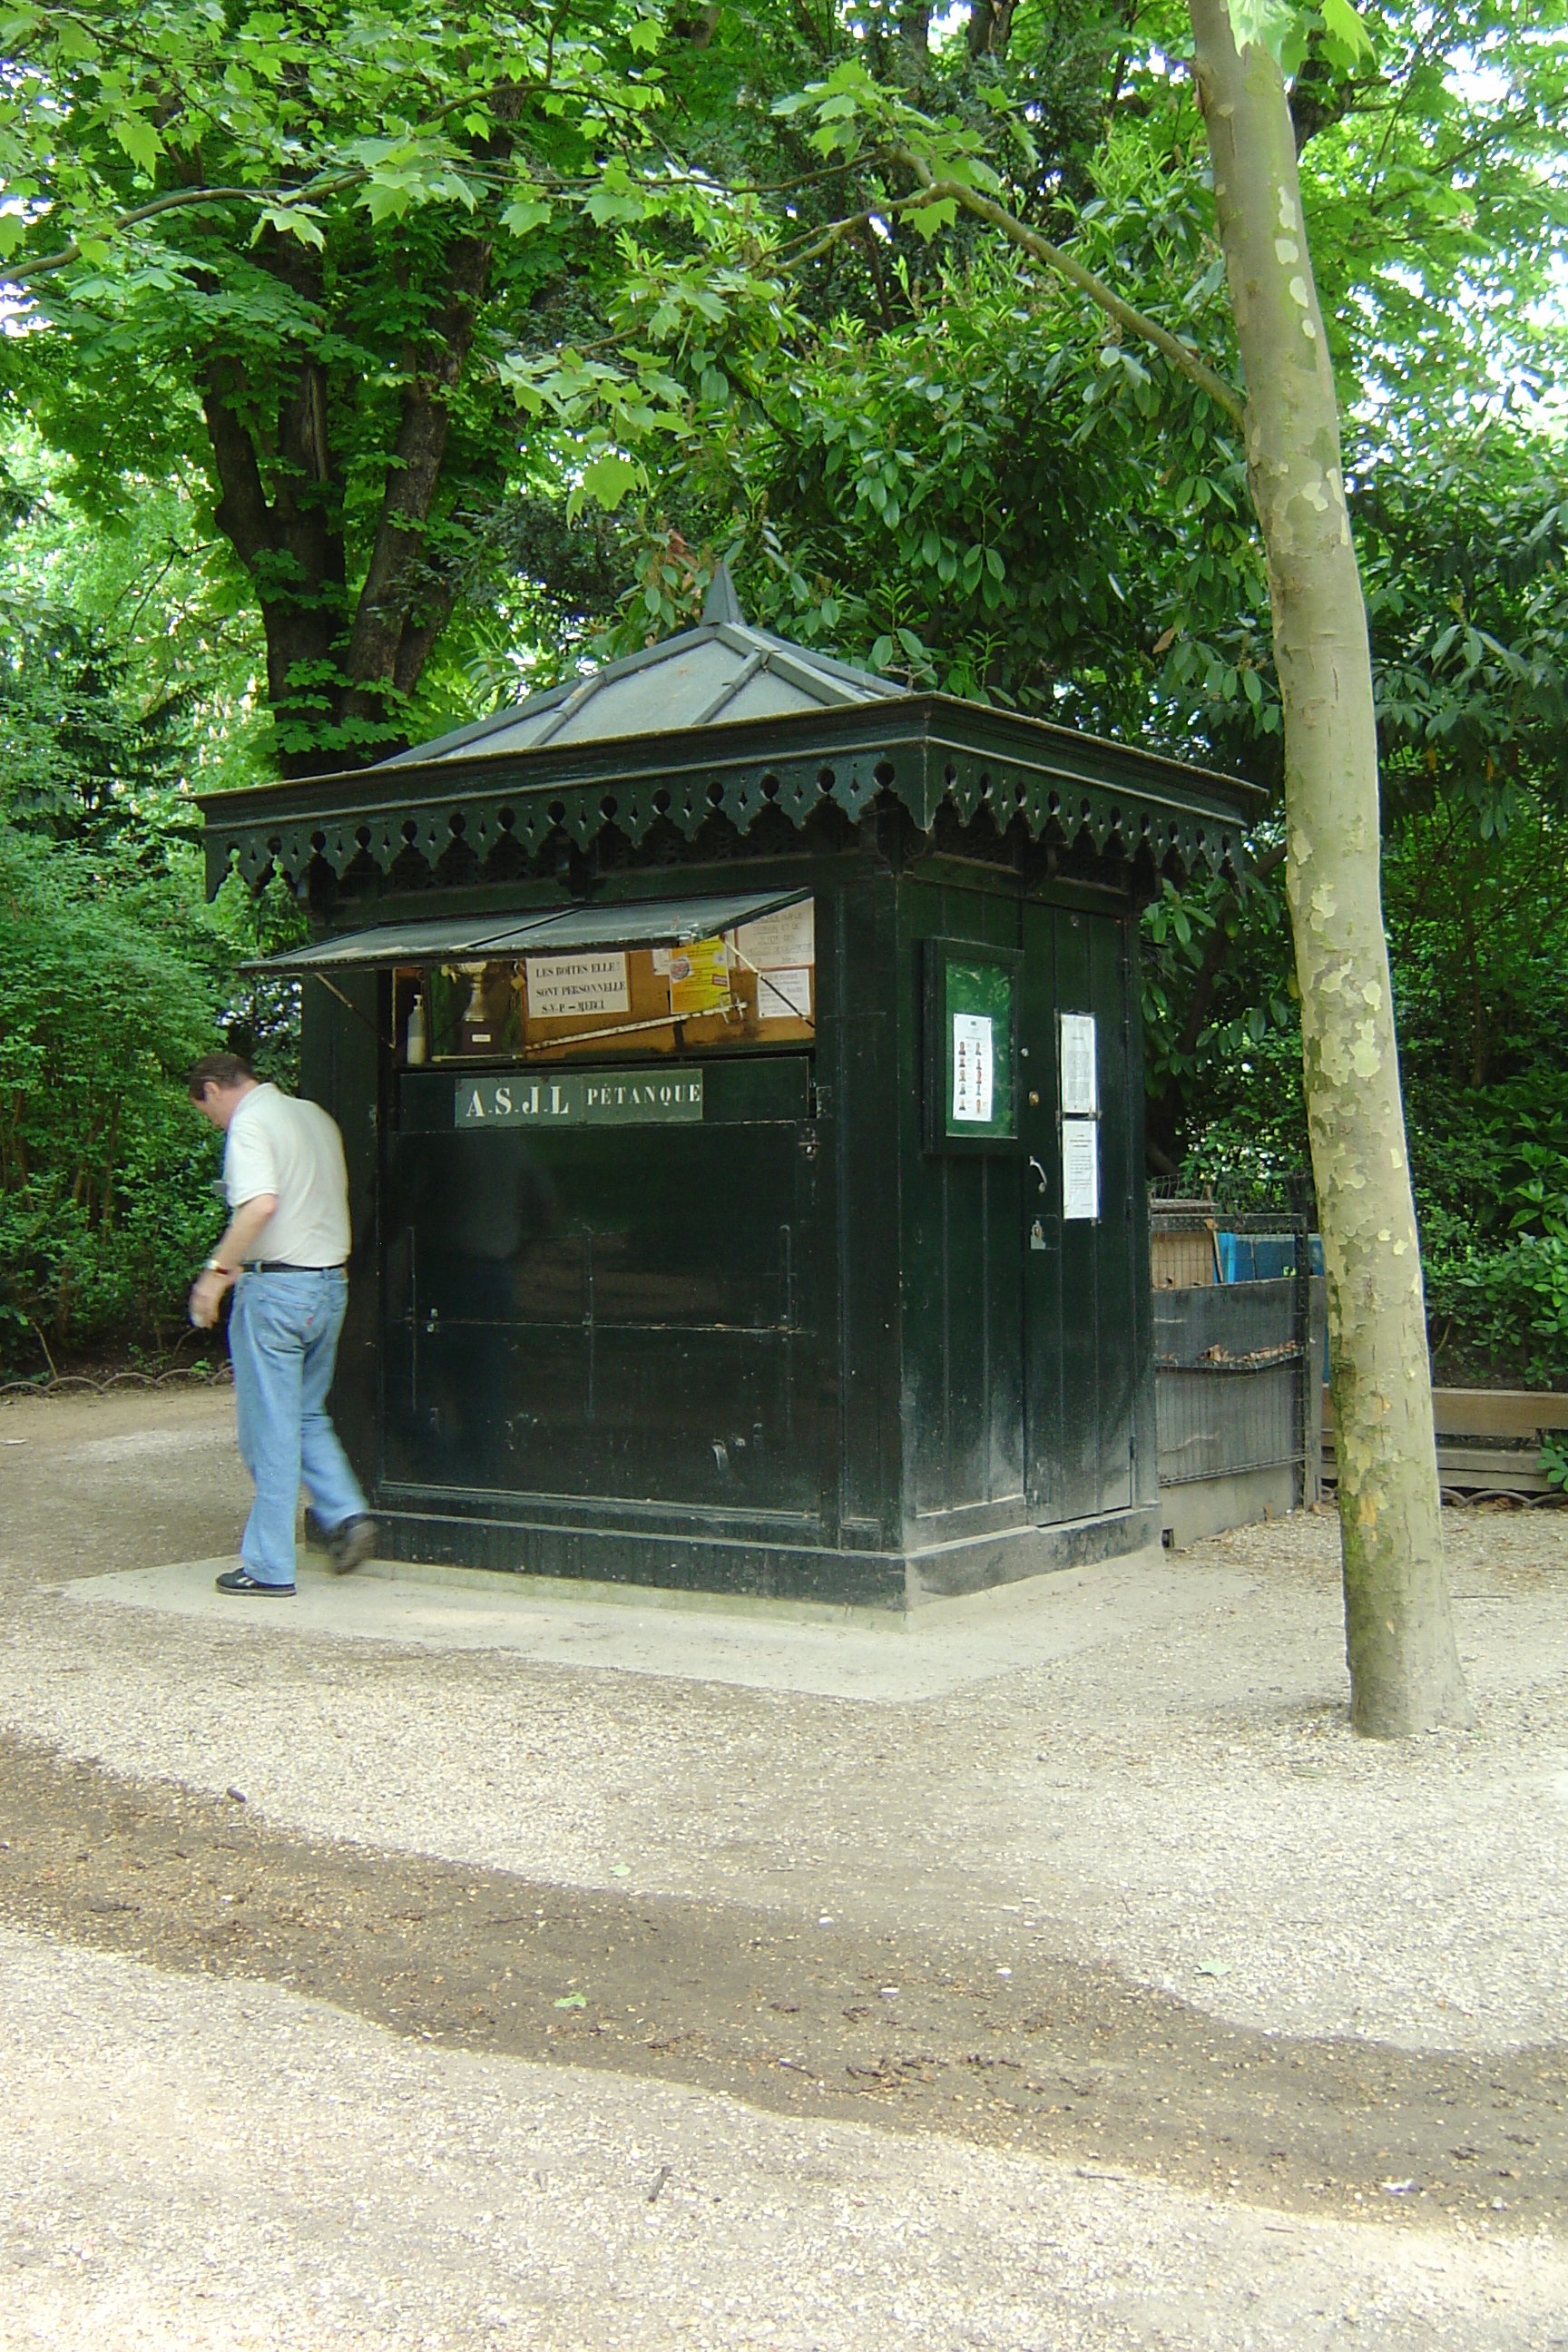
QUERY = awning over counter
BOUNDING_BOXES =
[249,887,810,974]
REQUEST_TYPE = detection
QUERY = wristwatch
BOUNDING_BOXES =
[203,1259,229,1276]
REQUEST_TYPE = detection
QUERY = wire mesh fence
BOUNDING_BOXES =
[1150,1203,1315,1497]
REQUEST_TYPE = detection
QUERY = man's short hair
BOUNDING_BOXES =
[186,1051,255,1099]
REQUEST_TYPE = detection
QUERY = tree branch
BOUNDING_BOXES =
[3,73,520,288]
[6,173,371,285]
[966,1,1016,59]
[201,370,276,577]
[343,233,493,712]
[890,155,1245,426]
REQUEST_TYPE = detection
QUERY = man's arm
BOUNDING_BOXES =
[188,1192,279,1329]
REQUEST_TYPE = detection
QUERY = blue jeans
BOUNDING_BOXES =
[229,1269,368,1586]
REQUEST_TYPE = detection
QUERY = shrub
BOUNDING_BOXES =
[0,825,233,1367]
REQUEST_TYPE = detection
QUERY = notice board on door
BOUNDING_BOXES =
[921,939,1022,1154]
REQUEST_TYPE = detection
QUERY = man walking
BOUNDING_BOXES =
[187,1053,376,1594]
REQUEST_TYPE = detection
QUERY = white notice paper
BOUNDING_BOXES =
[1062,1117,1100,1220]
[756,966,813,1023]
[524,952,630,1019]
[731,899,815,973]
[951,1013,995,1124]
[1060,1013,1099,1115]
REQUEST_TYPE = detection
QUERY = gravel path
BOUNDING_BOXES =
[2,1922,1559,2352]
[2,1392,1565,2055]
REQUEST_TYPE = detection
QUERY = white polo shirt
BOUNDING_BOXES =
[223,1084,351,1269]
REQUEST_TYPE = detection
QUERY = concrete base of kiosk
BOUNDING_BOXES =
[375,1496,1162,1612]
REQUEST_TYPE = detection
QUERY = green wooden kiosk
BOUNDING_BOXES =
[203,572,1259,1607]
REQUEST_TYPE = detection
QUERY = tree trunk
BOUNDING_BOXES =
[201,234,491,777]
[965,1,1014,58]
[1188,0,1468,1735]
[339,234,491,741]
[204,358,346,777]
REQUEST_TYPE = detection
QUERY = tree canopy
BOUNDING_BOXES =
[3,0,1567,1426]
[4,3,1563,767]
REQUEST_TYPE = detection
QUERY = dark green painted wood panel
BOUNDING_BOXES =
[1021,900,1136,1524]
[829,869,902,1546]
[1125,936,1160,1507]
[899,876,1024,1533]
[1092,913,1136,1514]
[1057,907,1099,1518]
[379,1101,827,1522]
[311,839,1160,1597]
[1020,906,1063,1521]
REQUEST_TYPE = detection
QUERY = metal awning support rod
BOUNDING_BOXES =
[307,970,395,1052]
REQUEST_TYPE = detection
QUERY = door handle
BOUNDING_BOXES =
[1029,1156,1049,1196]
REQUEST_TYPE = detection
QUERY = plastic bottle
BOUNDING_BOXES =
[406,992,427,1065]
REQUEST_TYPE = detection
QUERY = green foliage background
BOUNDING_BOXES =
[4,0,1568,1382]
[0,441,299,1370]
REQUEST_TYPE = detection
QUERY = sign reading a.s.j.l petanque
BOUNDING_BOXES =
[454,1070,703,1128]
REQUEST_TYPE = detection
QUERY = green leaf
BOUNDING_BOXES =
[553,1994,587,2010]
[501,198,553,239]
[577,454,642,514]
[585,187,646,226]
[1225,1,1287,53]
[906,199,956,242]
[1320,0,1375,63]
[360,180,413,225]
[111,115,162,174]
[53,14,98,60]
[255,204,325,251]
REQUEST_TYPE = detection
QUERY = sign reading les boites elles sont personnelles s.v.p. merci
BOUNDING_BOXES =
[454,1071,704,1128]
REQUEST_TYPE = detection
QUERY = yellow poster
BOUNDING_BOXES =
[667,936,730,1018]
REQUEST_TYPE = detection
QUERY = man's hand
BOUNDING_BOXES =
[189,1267,233,1329]
[189,1193,277,1328]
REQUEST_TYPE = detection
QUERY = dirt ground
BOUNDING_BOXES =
[2,1385,1565,2349]
[0,1730,1562,2237]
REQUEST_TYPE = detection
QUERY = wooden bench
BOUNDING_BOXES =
[1322,1389,1568,1499]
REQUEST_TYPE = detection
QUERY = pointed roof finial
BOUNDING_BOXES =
[701,559,746,628]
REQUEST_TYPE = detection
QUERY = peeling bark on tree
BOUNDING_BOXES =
[1189,0,1467,1735]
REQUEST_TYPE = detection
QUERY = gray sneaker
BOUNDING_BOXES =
[328,1515,376,1575]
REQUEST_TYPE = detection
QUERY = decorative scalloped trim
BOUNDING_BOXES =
[212,750,1240,897]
